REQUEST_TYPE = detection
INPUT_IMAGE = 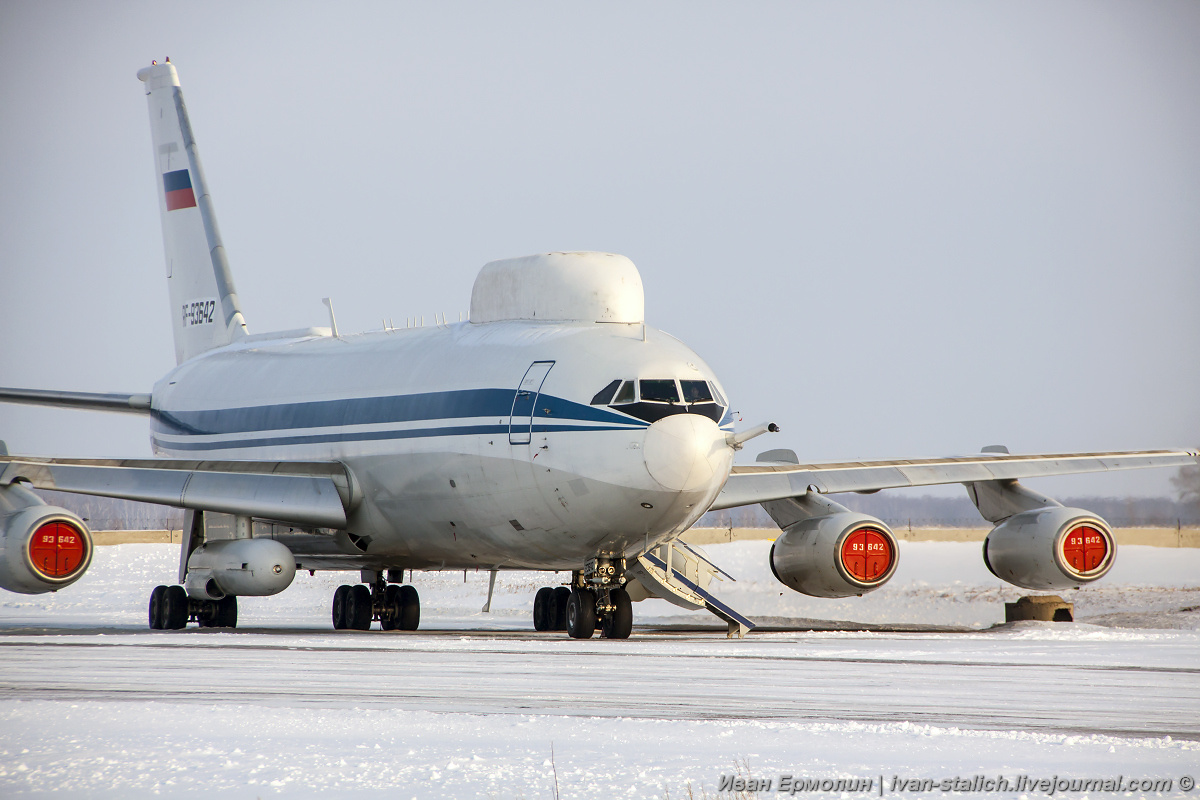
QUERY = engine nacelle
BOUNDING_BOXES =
[0,484,93,595]
[983,507,1116,591]
[770,512,899,598]
[184,538,296,599]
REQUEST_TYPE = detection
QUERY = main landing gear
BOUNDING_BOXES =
[332,577,420,631]
[533,586,571,631]
[148,584,237,630]
[532,557,633,639]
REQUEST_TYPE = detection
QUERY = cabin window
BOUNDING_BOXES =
[639,379,680,404]
[612,380,636,404]
[590,379,621,406]
[680,380,714,403]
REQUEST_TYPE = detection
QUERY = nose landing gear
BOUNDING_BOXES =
[600,587,632,639]
[533,556,633,639]
[565,586,596,638]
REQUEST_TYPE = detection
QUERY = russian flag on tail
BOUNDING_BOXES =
[163,169,197,211]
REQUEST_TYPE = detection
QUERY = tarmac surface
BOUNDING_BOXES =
[2,621,1198,740]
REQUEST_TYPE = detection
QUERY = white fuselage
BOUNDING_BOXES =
[150,320,736,571]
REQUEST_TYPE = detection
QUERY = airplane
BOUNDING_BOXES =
[0,60,1195,638]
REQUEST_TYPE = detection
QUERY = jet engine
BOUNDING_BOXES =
[184,538,296,599]
[0,483,93,595]
[770,512,899,597]
[983,506,1115,591]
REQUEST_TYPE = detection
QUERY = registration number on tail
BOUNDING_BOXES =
[182,298,217,326]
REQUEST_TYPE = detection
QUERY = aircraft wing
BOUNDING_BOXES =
[711,448,1199,510]
[0,387,152,414]
[0,455,355,529]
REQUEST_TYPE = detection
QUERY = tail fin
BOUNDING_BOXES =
[137,61,247,364]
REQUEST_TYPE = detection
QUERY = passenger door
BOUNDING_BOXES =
[508,361,555,445]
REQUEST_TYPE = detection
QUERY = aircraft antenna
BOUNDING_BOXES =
[322,297,340,338]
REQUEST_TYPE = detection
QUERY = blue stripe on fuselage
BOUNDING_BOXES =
[151,388,644,437]
[151,422,640,452]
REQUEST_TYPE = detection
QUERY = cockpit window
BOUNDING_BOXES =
[590,379,621,406]
[680,380,713,403]
[612,380,636,404]
[598,377,726,423]
[639,379,680,404]
[709,382,727,407]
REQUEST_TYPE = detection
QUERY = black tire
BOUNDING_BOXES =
[397,584,420,631]
[348,584,373,630]
[212,595,238,628]
[533,587,555,631]
[602,587,633,639]
[566,588,596,639]
[148,585,168,630]
[553,586,570,632]
[163,585,189,630]
[381,584,402,631]
[332,584,352,630]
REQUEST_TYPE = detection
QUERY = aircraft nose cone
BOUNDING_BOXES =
[642,414,730,492]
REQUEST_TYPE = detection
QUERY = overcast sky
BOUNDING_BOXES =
[0,2,1196,498]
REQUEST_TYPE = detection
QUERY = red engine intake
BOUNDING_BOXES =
[28,520,90,580]
[0,484,94,595]
[983,507,1116,591]
[770,512,899,598]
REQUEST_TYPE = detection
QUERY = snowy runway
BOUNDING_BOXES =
[2,629,1197,739]
[2,542,1198,797]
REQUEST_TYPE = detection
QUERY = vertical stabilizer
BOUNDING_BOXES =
[137,61,247,364]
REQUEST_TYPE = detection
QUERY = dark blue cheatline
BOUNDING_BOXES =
[151,388,646,437]
[151,421,645,452]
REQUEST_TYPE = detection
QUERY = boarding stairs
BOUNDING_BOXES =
[627,539,756,638]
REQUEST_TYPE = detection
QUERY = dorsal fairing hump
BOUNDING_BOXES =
[470,252,644,324]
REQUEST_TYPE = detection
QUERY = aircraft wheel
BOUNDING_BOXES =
[381,584,402,631]
[533,587,555,631]
[566,588,596,639]
[553,586,570,631]
[163,585,189,630]
[332,584,352,630]
[212,595,238,628]
[348,584,373,630]
[602,588,633,640]
[397,584,420,631]
[149,585,168,629]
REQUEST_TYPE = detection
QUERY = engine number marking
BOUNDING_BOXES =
[28,521,86,579]
[1061,524,1109,574]
[841,527,893,583]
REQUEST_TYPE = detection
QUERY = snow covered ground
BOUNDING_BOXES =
[1,541,1198,798]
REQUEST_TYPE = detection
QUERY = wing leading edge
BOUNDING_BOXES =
[711,449,1200,511]
[0,387,152,415]
[0,455,356,529]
